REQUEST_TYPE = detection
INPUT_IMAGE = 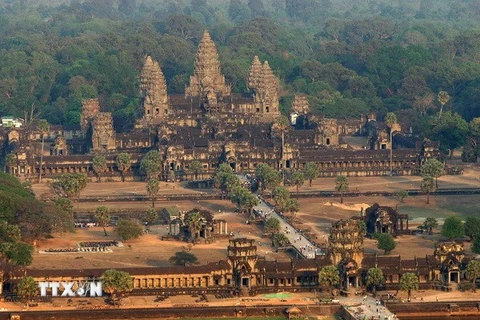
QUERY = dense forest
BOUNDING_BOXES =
[1,0,480,157]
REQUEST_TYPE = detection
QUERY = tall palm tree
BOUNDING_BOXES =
[385,112,398,176]
[37,119,50,183]
[185,212,203,242]
[272,116,290,181]
[437,91,450,115]
[335,175,349,204]
[95,206,111,236]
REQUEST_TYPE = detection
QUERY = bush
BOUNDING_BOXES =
[457,282,475,292]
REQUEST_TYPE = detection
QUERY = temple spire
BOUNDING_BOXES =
[185,30,231,101]
[140,55,168,122]
[247,55,262,91]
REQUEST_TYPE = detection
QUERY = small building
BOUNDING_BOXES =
[1,116,23,128]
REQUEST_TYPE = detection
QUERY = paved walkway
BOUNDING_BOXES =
[237,174,320,259]
[253,197,318,259]
[340,296,396,320]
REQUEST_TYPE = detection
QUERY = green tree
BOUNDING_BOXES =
[465,217,480,241]
[143,208,158,227]
[95,206,110,236]
[115,153,131,182]
[92,155,108,183]
[366,267,384,295]
[420,175,435,204]
[255,164,280,194]
[395,189,409,204]
[319,265,340,297]
[385,112,398,176]
[437,91,450,115]
[335,175,349,204]
[8,242,34,266]
[466,260,480,292]
[4,153,17,174]
[188,160,203,180]
[54,197,74,218]
[284,198,300,219]
[441,216,465,240]
[37,119,50,184]
[374,233,396,254]
[273,186,290,211]
[273,233,290,247]
[169,251,199,266]
[429,112,469,158]
[421,217,438,235]
[465,217,480,240]
[261,168,282,196]
[115,219,144,241]
[102,269,133,304]
[265,217,281,236]
[400,273,419,301]
[291,171,305,197]
[472,238,480,255]
[146,178,160,208]
[185,211,203,241]
[213,163,238,194]
[17,276,38,309]
[50,173,88,204]
[272,116,290,174]
[230,186,258,214]
[303,162,319,187]
[140,151,162,180]
[421,159,444,188]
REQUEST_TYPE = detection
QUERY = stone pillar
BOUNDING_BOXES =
[225,222,228,234]
[220,221,223,234]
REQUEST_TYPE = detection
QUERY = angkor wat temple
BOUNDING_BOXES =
[0,31,439,181]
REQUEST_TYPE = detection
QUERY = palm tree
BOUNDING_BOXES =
[92,155,108,182]
[437,91,450,115]
[284,198,300,219]
[115,153,131,182]
[272,116,290,181]
[185,211,203,242]
[335,175,349,204]
[385,112,398,176]
[146,178,160,207]
[37,119,50,183]
[95,206,111,236]
[291,171,305,197]
[188,160,203,180]
[420,175,435,204]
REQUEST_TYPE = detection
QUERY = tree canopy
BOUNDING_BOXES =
[115,219,144,241]
[374,233,396,255]
[102,269,133,302]
[169,251,199,266]
[441,216,465,240]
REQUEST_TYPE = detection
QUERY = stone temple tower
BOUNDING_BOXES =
[140,56,169,123]
[185,31,231,111]
[81,99,100,134]
[255,61,280,116]
[227,238,258,292]
[328,219,364,266]
[247,56,262,92]
[91,113,116,153]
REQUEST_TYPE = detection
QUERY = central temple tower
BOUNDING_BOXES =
[185,31,231,111]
